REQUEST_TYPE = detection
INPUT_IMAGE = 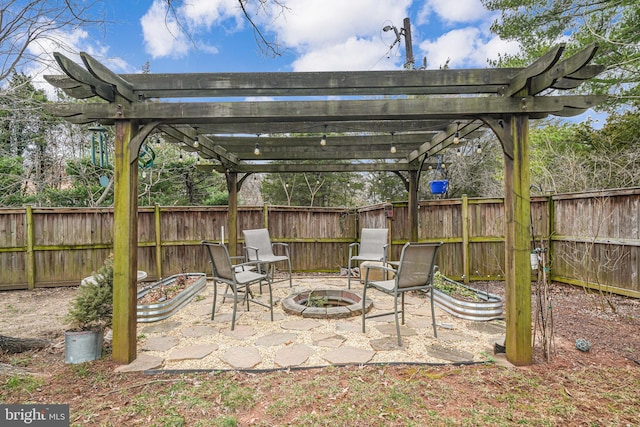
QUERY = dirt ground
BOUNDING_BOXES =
[1,279,639,425]
[1,279,640,366]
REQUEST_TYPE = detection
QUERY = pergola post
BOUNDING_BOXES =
[503,114,533,365]
[226,172,238,257]
[112,119,139,364]
[408,170,419,242]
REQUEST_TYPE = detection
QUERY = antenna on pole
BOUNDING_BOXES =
[383,17,416,70]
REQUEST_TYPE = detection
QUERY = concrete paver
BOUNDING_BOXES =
[122,277,503,372]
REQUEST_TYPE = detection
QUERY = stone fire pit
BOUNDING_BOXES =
[282,289,373,319]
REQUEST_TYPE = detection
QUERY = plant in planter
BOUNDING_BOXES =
[64,255,114,364]
[430,271,504,321]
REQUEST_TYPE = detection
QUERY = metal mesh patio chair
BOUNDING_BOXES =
[202,240,273,331]
[347,228,389,289]
[243,228,292,287]
[362,242,442,346]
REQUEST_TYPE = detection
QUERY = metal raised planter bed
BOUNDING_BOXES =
[431,277,504,321]
[137,273,207,323]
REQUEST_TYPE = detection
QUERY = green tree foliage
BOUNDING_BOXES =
[432,136,504,199]
[0,156,29,205]
[365,165,409,204]
[482,0,640,109]
[260,162,364,207]
[137,143,227,206]
[529,113,640,192]
[66,255,114,331]
[0,72,64,205]
[37,158,114,207]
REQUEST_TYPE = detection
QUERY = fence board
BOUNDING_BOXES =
[1,187,638,296]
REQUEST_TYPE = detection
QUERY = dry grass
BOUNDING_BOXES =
[2,353,639,426]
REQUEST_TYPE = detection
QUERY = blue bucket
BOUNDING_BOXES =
[429,180,449,194]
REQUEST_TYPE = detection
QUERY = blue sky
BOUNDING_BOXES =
[28,0,520,82]
[19,0,605,125]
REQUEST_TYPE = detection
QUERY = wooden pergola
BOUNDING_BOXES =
[45,43,605,366]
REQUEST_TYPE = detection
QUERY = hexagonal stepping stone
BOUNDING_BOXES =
[322,346,375,365]
[313,334,346,348]
[222,325,256,340]
[280,319,322,331]
[182,325,217,337]
[411,305,438,317]
[141,321,182,334]
[371,299,395,310]
[255,333,297,346]
[142,336,180,351]
[437,331,476,343]
[427,344,474,362]
[258,312,286,321]
[375,323,417,337]
[466,321,506,335]
[370,337,402,351]
[220,346,262,369]
[336,321,361,332]
[167,343,218,361]
[191,304,213,317]
[406,318,435,329]
[404,295,424,306]
[211,312,243,324]
[275,344,314,367]
[115,354,164,372]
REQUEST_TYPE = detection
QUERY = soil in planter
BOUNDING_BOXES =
[137,275,201,305]
[433,278,483,302]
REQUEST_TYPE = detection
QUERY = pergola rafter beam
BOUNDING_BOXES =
[81,52,137,102]
[53,53,115,102]
[199,162,412,173]
[529,43,599,95]
[48,95,606,124]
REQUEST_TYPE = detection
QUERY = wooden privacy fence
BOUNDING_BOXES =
[1,188,638,297]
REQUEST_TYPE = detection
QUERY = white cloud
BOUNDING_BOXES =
[419,0,490,25]
[180,0,244,30]
[265,0,411,48]
[141,0,190,58]
[419,27,519,69]
[292,37,399,71]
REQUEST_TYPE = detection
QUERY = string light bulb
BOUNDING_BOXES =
[453,121,460,144]
[456,148,462,157]
[254,143,261,156]
[390,132,397,154]
[476,144,482,154]
[320,124,327,146]
[179,151,183,162]
[193,126,199,148]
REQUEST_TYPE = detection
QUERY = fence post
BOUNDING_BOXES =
[546,194,555,277]
[262,204,269,228]
[461,195,470,284]
[154,204,162,279]
[25,205,35,290]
